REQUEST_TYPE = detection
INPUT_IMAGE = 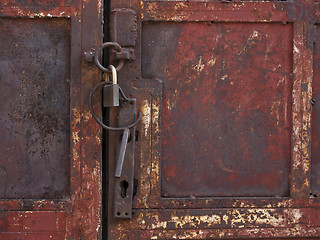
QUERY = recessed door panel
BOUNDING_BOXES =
[0,18,70,199]
[142,22,292,197]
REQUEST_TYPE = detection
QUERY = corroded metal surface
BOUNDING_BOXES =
[0,0,72,17]
[0,0,103,239]
[0,18,71,199]
[108,0,320,238]
[110,8,137,47]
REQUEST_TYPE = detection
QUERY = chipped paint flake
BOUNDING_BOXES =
[141,100,151,137]
[208,58,216,66]
[171,214,221,229]
[193,56,205,73]
[73,108,81,124]
[152,102,160,133]
[72,131,80,144]
[166,89,179,110]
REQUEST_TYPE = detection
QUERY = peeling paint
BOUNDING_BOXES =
[72,131,80,144]
[171,214,221,229]
[152,102,160,133]
[141,100,151,137]
[193,56,205,73]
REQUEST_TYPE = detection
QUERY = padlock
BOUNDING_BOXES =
[103,65,120,107]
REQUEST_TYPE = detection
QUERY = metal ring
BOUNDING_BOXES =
[93,42,125,73]
[89,81,141,131]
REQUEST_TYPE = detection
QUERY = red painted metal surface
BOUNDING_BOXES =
[107,0,320,239]
[0,0,103,239]
[142,22,293,197]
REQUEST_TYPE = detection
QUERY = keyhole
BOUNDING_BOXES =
[120,180,129,198]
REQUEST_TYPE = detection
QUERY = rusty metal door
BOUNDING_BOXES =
[0,0,103,239]
[106,0,320,239]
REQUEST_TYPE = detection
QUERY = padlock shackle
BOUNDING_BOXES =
[108,65,117,84]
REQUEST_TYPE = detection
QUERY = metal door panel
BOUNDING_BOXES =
[142,21,292,198]
[0,0,103,238]
[108,0,320,238]
[0,18,71,199]
[135,2,299,209]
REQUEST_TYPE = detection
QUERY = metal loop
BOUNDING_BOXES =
[89,81,141,131]
[93,42,125,73]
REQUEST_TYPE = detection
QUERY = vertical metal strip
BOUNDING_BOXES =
[113,100,136,219]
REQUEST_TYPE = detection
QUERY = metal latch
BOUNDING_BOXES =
[89,77,141,219]
[88,46,140,219]
[84,41,135,72]
[113,100,137,218]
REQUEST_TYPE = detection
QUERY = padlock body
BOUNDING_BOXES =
[103,84,120,107]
